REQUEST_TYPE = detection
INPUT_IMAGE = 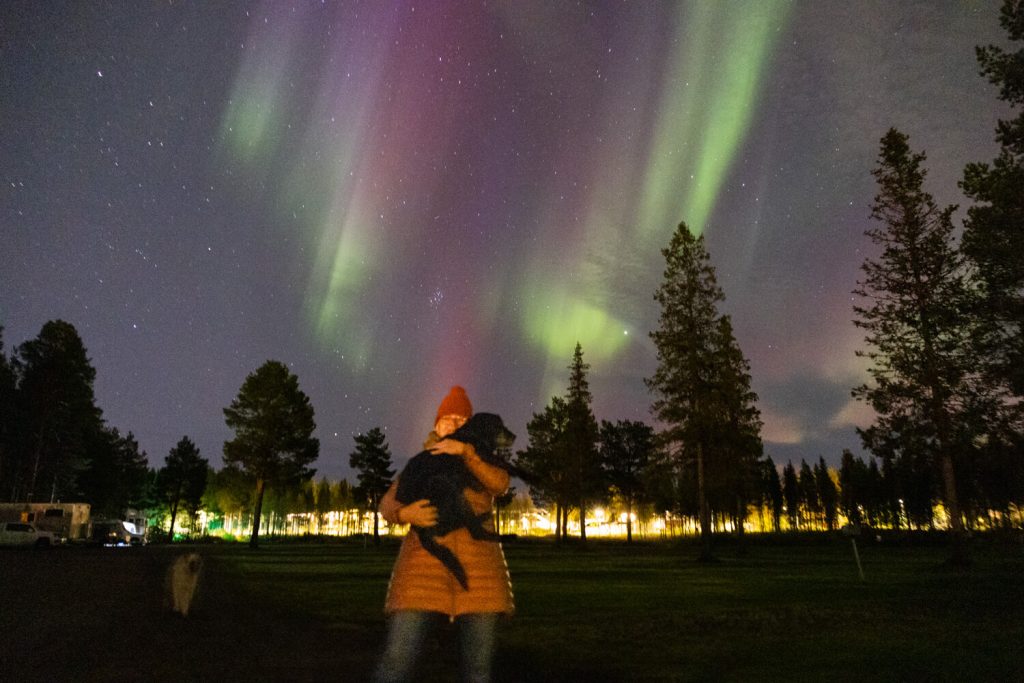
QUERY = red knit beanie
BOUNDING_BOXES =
[436,386,473,423]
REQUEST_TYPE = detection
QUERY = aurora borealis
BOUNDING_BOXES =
[1,2,1010,479]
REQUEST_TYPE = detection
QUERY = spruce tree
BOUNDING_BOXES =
[782,461,800,530]
[838,450,864,526]
[0,328,18,500]
[815,457,839,531]
[564,342,601,544]
[14,320,103,502]
[798,460,820,529]
[762,457,784,532]
[707,316,764,537]
[79,427,151,518]
[348,427,394,546]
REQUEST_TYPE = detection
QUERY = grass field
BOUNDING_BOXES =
[2,534,1022,682]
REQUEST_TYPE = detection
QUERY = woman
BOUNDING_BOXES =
[374,386,515,683]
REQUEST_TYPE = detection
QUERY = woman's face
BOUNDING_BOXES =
[435,414,467,438]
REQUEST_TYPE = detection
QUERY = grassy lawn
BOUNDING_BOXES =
[2,535,1022,681]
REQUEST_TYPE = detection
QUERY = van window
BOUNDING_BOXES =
[45,508,65,518]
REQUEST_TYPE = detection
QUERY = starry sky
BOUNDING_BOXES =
[0,1,1011,481]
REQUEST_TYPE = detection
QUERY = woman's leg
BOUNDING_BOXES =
[456,612,498,683]
[373,610,433,683]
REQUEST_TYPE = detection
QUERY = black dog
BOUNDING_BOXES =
[394,413,516,590]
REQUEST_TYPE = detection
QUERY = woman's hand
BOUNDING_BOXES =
[428,438,467,457]
[399,499,437,527]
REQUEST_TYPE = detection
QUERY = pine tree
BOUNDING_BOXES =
[157,436,209,541]
[854,129,993,565]
[961,0,1024,395]
[348,427,394,546]
[224,360,319,548]
[647,222,760,559]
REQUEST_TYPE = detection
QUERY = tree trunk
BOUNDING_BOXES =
[168,499,180,543]
[27,433,45,503]
[940,450,969,567]
[556,504,564,543]
[579,499,587,544]
[626,498,633,543]
[167,480,182,543]
[249,478,266,549]
[697,443,713,561]
[372,495,381,546]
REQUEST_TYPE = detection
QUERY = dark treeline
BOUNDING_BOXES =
[0,320,151,517]
[1,313,1021,546]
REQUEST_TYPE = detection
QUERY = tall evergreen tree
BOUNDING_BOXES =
[798,460,820,529]
[564,342,601,544]
[782,461,800,530]
[648,222,759,560]
[762,457,784,532]
[315,477,333,533]
[348,427,394,546]
[13,320,103,502]
[838,449,865,526]
[224,360,319,549]
[961,0,1024,395]
[0,328,18,500]
[707,316,764,537]
[157,436,209,541]
[515,396,573,542]
[815,457,839,531]
[78,427,151,518]
[599,419,657,543]
[853,129,993,565]
[872,457,893,528]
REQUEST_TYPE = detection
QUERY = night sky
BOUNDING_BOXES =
[1,2,1010,481]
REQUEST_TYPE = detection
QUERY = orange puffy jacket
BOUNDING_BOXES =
[379,434,515,617]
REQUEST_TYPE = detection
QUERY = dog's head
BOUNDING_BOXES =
[448,412,516,460]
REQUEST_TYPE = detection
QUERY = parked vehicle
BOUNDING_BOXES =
[90,519,146,546]
[0,503,90,542]
[0,522,56,547]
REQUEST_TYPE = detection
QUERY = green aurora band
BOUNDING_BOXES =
[521,2,790,368]
[217,2,790,376]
